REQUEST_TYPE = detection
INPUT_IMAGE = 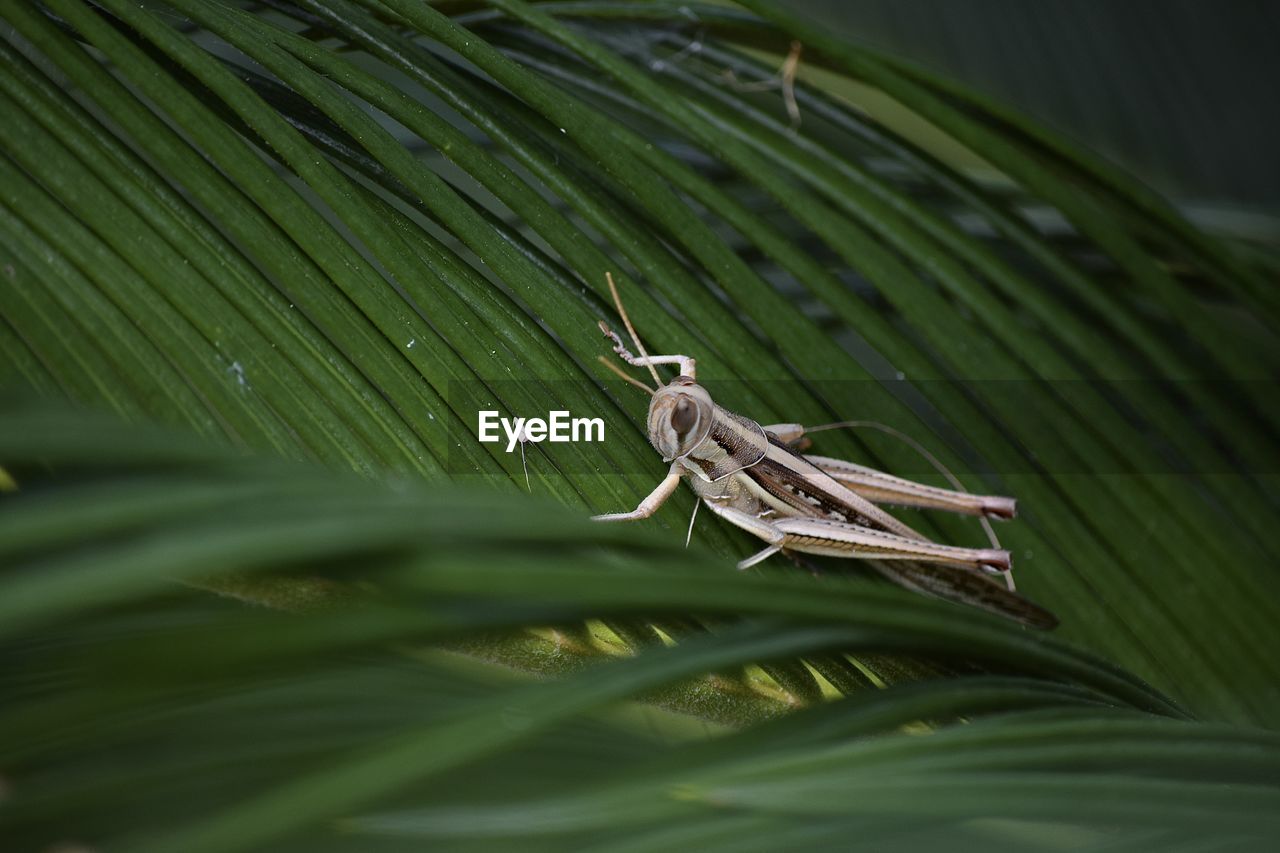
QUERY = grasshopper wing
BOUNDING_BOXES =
[873,560,1058,630]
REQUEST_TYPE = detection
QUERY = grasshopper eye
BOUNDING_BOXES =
[646,383,713,461]
[671,397,699,435]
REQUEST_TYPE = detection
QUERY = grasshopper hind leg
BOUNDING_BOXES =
[763,422,1015,521]
[760,423,811,451]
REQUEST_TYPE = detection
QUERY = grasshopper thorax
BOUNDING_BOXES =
[646,376,715,462]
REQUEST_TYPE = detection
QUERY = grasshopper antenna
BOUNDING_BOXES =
[604,272,663,387]
[597,355,656,395]
[807,419,1016,592]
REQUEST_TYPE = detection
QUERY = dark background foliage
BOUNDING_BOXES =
[793,0,1280,212]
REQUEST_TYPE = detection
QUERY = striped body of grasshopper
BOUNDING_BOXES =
[592,278,1056,629]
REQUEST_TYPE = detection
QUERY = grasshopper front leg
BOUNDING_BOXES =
[592,463,685,522]
[599,321,697,380]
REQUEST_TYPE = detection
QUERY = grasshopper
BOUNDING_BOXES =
[591,275,1056,630]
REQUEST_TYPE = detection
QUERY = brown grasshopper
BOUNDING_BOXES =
[592,275,1056,629]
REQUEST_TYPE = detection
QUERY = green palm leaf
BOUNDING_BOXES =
[2,1,1277,850]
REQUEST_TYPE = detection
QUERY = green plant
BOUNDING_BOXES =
[2,2,1278,850]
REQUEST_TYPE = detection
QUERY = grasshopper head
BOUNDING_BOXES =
[647,376,714,461]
